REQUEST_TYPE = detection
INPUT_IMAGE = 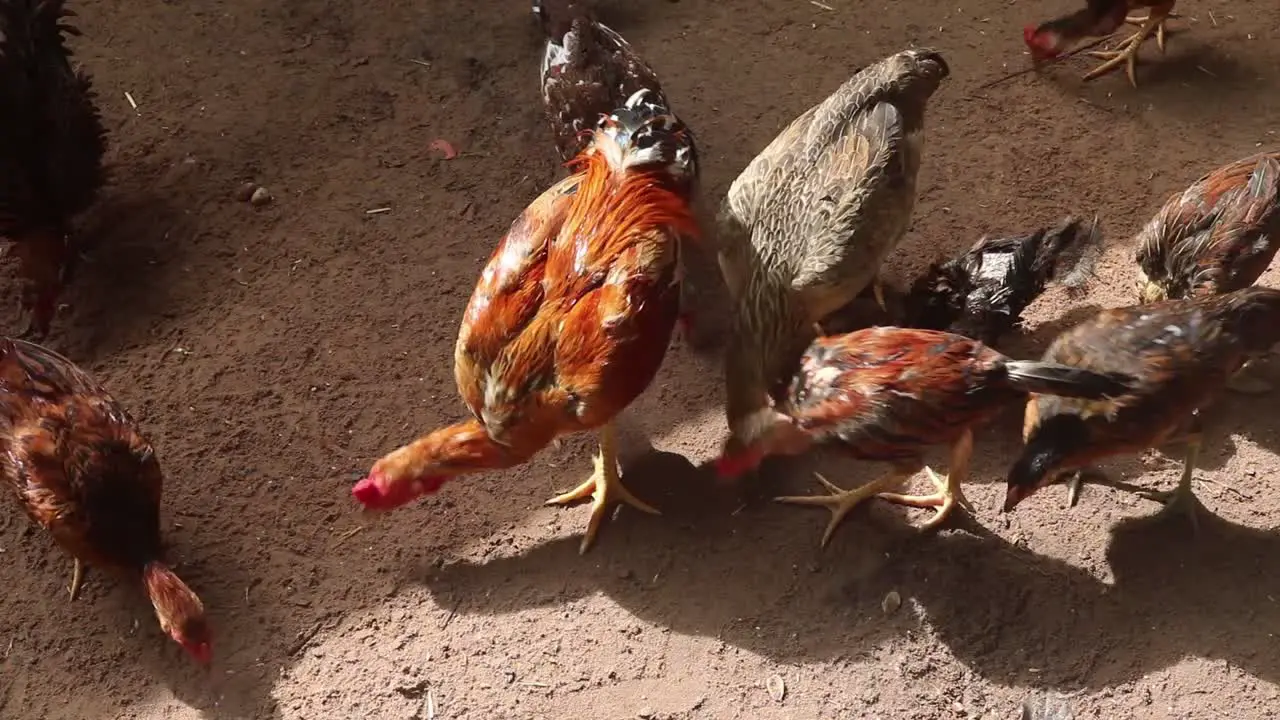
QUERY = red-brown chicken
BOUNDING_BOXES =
[1133,151,1280,394]
[0,0,108,338]
[1024,0,1178,87]
[0,338,209,662]
[351,90,699,554]
[711,327,1132,546]
[1005,287,1280,531]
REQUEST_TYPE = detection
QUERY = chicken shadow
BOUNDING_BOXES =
[1042,42,1257,124]
[417,448,1280,693]
[51,188,200,363]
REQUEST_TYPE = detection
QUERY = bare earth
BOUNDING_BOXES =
[2,0,1279,718]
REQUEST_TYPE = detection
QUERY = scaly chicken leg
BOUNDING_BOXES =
[69,558,86,601]
[875,429,976,529]
[1133,433,1204,533]
[1083,5,1173,87]
[775,465,921,548]
[544,422,659,554]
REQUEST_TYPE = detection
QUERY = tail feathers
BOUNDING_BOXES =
[1004,360,1133,400]
[0,0,107,235]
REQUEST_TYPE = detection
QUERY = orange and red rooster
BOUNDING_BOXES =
[352,89,699,553]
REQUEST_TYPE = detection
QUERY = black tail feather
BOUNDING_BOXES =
[1003,360,1133,400]
[0,0,108,237]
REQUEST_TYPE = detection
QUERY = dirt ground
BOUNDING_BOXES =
[2,0,1279,718]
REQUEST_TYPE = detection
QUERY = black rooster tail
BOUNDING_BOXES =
[1003,360,1133,400]
[0,0,108,239]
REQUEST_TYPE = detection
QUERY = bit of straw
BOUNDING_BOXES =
[124,91,139,112]
[968,35,1113,95]
[809,1,833,9]
[366,207,392,215]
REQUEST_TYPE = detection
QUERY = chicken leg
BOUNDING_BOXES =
[1133,433,1204,533]
[544,422,659,554]
[1083,5,1174,87]
[774,464,921,548]
[875,429,976,530]
[69,558,86,601]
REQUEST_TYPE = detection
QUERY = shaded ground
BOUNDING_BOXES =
[2,0,1279,718]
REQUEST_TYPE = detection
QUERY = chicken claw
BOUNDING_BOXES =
[544,424,658,554]
[1083,10,1170,87]
[875,430,974,530]
[876,466,974,530]
[774,470,907,548]
[1134,437,1205,534]
[69,558,86,601]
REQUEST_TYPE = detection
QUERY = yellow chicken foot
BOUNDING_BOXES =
[69,559,86,601]
[1124,11,1179,52]
[544,423,659,554]
[1083,11,1168,87]
[876,430,975,530]
[775,469,911,548]
[1134,436,1205,534]
[877,466,974,530]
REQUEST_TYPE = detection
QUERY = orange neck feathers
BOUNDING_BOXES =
[561,149,700,254]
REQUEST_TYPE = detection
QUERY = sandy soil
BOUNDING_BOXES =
[2,0,1279,718]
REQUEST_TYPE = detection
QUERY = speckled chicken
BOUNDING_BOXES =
[0,337,210,662]
[716,48,950,452]
[533,0,686,168]
[352,91,699,554]
[1005,287,1280,531]
[0,0,107,338]
[1024,0,1179,87]
[899,216,1101,346]
[1134,151,1280,394]
[710,327,1132,546]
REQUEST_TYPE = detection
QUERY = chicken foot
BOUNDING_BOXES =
[774,465,920,548]
[544,422,659,554]
[1083,8,1171,87]
[69,558,86,601]
[1075,434,1206,533]
[876,429,976,530]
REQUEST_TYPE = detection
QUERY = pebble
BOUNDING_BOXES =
[234,181,257,202]
[250,186,273,206]
[882,590,902,614]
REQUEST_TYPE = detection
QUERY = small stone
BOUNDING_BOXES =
[250,186,272,206]
[767,674,786,702]
[234,181,257,202]
[637,707,655,719]
[881,590,902,614]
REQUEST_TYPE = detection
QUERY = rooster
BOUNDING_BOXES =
[352,90,699,554]
[0,337,210,662]
[0,0,108,338]
[1024,0,1178,87]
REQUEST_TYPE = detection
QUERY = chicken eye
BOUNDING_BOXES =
[633,133,656,150]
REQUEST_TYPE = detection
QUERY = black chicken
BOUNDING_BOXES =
[0,0,107,339]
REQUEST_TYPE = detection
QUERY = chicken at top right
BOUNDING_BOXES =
[1133,151,1280,393]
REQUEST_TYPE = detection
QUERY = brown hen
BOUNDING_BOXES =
[0,338,209,662]
[1005,287,1280,531]
[0,0,108,338]
[711,327,1131,546]
[352,91,699,553]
